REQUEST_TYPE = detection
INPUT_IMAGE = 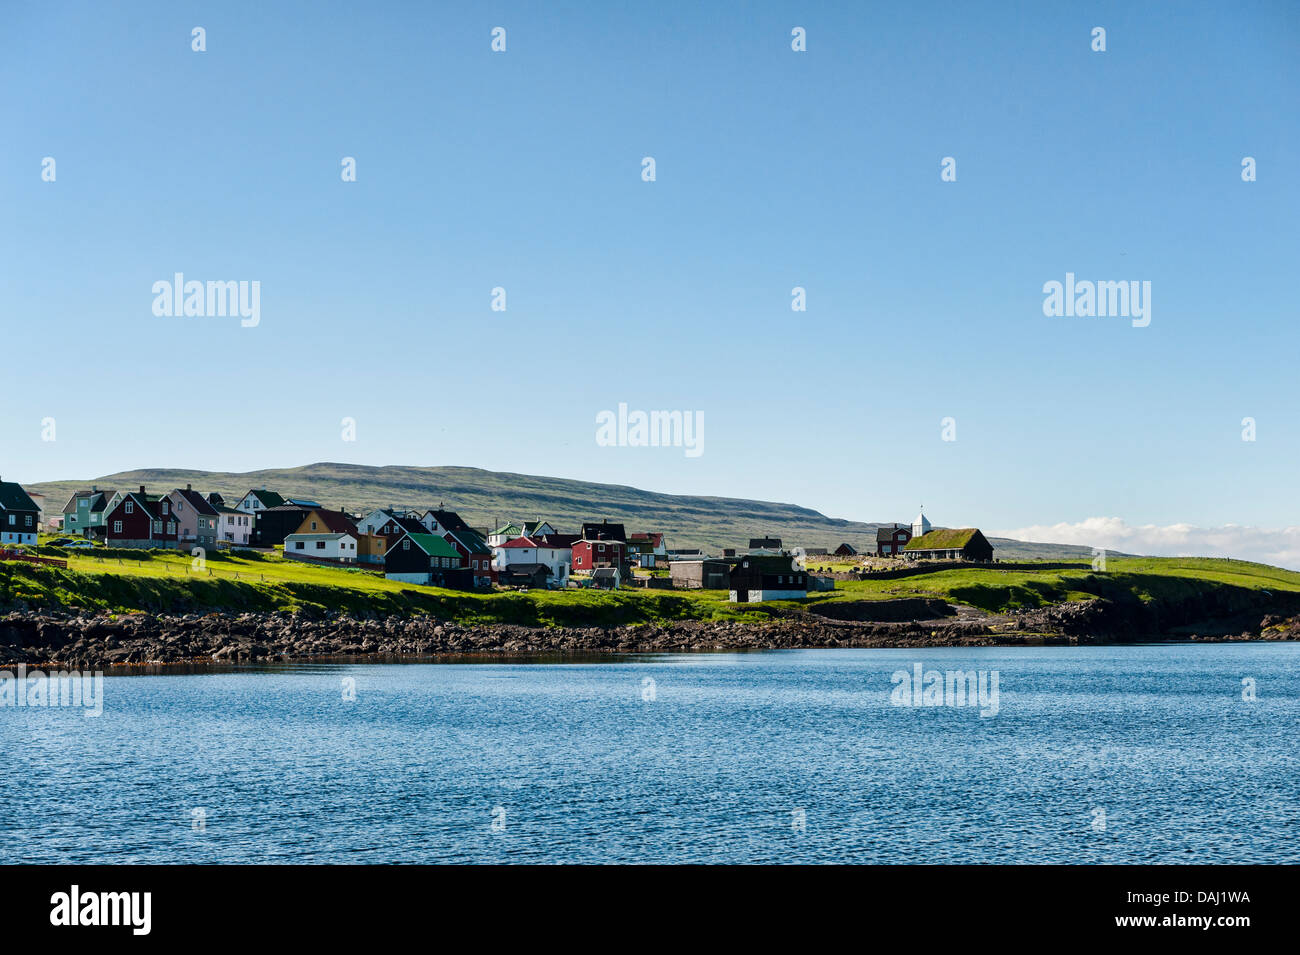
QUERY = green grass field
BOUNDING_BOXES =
[3,545,1298,627]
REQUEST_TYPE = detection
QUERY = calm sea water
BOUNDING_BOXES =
[4,643,1297,864]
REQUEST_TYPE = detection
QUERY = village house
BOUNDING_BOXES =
[669,558,733,590]
[876,524,912,557]
[251,502,318,547]
[487,522,524,547]
[104,486,180,549]
[283,510,361,564]
[498,563,551,589]
[213,503,254,546]
[422,508,476,536]
[903,528,995,562]
[572,537,625,575]
[366,511,429,544]
[384,531,469,588]
[627,532,668,568]
[61,487,121,540]
[283,530,358,563]
[833,542,858,557]
[441,526,494,587]
[582,521,626,542]
[748,536,782,553]
[492,535,570,587]
[0,478,41,546]
[167,485,221,550]
[728,554,808,603]
[235,488,286,516]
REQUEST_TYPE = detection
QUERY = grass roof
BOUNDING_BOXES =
[904,528,981,550]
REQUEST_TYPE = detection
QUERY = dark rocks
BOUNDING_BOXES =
[0,599,1289,669]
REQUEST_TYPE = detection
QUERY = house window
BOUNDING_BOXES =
[25,516,32,526]
[114,521,122,533]
[311,521,318,531]
[167,522,175,533]
[162,502,169,515]
[295,541,304,549]
[153,521,162,532]
[125,501,134,515]
[316,541,325,550]
[6,515,13,526]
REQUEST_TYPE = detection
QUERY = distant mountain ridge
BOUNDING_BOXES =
[27,462,1113,560]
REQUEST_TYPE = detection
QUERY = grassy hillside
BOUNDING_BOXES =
[27,462,1113,560]
[3,549,1296,628]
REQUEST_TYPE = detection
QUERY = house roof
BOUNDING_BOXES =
[302,509,358,535]
[285,532,352,542]
[500,536,541,549]
[399,533,462,560]
[876,524,907,542]
[523,521,555,535]
[591,567,619,579]
[444,526,491,555]
[536,532,580,548]
[61,489,115,513]
[502,562,551,575]
[172,487,220,516]
[244,489,287,508]
[0,481,38,512]
[425,509,473,534]
[491,522,523,536]
[735,554,797,572]
[904,528,984,551]
[582,521,626,541]
[749,537,782,548]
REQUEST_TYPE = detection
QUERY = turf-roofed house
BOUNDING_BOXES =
[903,528,995,562]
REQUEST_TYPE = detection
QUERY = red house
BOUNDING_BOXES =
[572,538,625,573]
[104,486,181,549]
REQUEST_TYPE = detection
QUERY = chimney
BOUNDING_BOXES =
[139,485,146,495]
[186,483,192,492]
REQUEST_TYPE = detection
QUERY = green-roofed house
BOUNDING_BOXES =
[488,522,524,547]
[902,528,994,563]
[235,488,286,516]
[385,531,472,589]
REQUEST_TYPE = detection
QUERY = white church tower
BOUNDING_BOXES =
[911,507,932,539]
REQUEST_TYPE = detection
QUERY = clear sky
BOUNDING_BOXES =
[2,2,1297,562]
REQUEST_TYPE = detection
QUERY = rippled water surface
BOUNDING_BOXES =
[4,643,1297,863]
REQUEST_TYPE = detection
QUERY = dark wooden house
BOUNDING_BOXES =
[728,554,807,603]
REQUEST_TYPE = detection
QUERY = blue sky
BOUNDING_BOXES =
[2,1,1297,559]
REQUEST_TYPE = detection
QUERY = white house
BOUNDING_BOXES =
[357,508,407,537]
[236,488,287,516]
[215,506,254,546]
[492,535,570,587]
[283,532,358,563]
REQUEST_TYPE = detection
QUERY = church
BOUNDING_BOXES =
[902,508,995,562]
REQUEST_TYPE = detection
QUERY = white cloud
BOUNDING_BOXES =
[997,517,1300,571]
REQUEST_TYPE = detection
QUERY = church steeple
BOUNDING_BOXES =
[912,507,931,539]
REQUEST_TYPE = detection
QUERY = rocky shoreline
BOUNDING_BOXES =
[2,600,1297,668]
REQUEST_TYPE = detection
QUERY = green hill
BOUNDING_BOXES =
[27,462,1115,560]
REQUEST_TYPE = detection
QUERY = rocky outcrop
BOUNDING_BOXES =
[1,598,1294,669]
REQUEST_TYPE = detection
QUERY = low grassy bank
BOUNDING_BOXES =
[3,549,1299,629]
